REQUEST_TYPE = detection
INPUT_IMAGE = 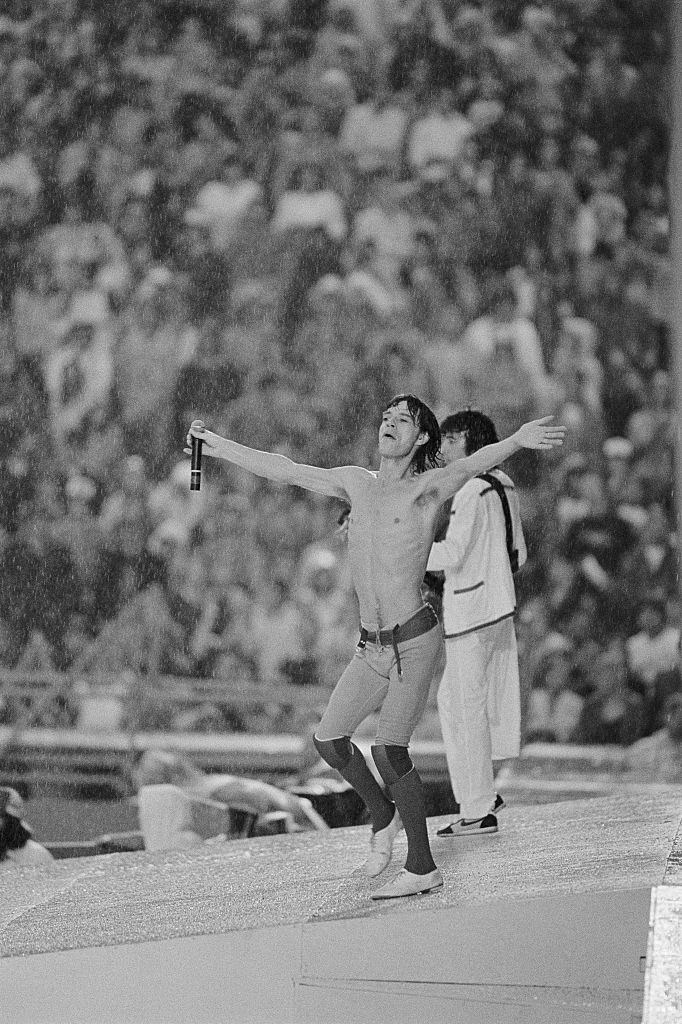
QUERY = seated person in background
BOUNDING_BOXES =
[136,783,206,852]
[0,787,53,866]
[625,692,682,783]
[134,749,327,850]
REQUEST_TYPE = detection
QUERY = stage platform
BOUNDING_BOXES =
[2,787,681,1024]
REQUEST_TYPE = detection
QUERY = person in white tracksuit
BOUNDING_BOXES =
[428,410,527,837]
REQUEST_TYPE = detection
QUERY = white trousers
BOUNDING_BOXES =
[437,617,521,820]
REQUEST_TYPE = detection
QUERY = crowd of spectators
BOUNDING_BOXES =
[0,0,678,750]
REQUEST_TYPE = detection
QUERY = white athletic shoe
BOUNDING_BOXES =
[363,809,403,877]
[371,867,444,900]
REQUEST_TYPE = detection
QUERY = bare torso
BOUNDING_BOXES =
[344,468,440,629]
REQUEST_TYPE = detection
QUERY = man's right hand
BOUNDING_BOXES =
[184,420,220,457]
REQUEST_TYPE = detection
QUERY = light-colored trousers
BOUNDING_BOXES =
[437,616,521,820]
[318,622,443,747]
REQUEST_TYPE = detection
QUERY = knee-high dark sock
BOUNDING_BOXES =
[314,736,395,832]
[343,744,396,832]
[372,743,436,875]
[389,767,436,875]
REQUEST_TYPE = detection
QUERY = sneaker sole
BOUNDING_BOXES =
[436,825,499,838]
[371,880,444,900]
[419,880,444,895]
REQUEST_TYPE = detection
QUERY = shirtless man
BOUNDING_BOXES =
[186,395,564,899]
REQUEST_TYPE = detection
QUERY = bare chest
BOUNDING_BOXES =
[347,478,436,555]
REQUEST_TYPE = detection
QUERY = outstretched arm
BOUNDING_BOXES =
[186,421,350,500]
[426,417,565,503]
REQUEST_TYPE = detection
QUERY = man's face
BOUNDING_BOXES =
[440,430,467,465]
[378,401,427,460]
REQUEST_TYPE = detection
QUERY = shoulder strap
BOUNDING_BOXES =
[477,473,519,573]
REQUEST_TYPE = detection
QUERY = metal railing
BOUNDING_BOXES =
[0,666,334,797]
[0,666,333,747]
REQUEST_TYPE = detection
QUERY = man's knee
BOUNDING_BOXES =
[371,743,413,786]
[313,734,354,770]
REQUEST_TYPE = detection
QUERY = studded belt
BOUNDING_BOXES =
[358,604,439,680]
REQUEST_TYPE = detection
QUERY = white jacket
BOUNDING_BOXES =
[427,469,527,637]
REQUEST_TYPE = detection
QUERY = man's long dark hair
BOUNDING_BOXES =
[386,394,442,473]
[440,409,499,456]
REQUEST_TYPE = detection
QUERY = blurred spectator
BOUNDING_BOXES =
[273,159,346,344]
[602,436,634,506]
[550,306,604,454]
[559,470,638,591]
[271,158,346,241]
[0,126,42,217]
[352,170,415,288]
[345,242,407,321]
[573,639,647,746]
[0,0,674,757]
[0,488,80,669]
[580,37,642,150]
[172,317,246,441]
[618,504,678,609]
[0,342,46,528]
[406,87,473,176]
[294,543,356,687]
[340,78,408,176]
[461,275,555,412]
[43,294,113,449]
[113,269,197,475]
[177,220,232,324]
[11,253,66,363]
[421,302,476,419]
[625,692,682,784]
[400,226,450,333]
[148,460,206,533]
[249,576,318,685]
[526,635,584,744]
[626,597,681,733]
[0,787,53,867]
[184,148,263,254]
[52,473,101,620]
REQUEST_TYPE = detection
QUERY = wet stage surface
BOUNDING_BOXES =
[2,787,681,960]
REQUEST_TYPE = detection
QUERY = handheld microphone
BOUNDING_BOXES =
[190,435,203,491]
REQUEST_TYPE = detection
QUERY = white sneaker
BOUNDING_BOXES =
[371,867,443,900]
[363,809,403,877]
